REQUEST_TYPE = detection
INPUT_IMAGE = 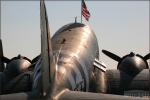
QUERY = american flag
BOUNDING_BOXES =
[82,0,90,21]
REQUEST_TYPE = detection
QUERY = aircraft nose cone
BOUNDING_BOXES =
[118,56,147,76]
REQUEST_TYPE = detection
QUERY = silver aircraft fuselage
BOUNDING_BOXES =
[51,22,99,95]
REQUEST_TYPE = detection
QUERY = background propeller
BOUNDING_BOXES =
[102,50,121,62]
[2,56,10,63]
[144,53,150,60]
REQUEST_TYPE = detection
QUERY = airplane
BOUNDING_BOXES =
[0,0,149,100]
[102,50,150,96]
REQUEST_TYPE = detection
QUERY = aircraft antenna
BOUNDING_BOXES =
[75,16,77,23]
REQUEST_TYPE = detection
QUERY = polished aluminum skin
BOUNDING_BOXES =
[51,22,99,95]
[0,0,149,99]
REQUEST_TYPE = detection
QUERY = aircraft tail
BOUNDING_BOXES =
[40,0,55,96]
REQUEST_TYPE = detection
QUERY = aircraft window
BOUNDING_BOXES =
[61,38,66,44]
[56,23,85,34]
[55,24,70,34]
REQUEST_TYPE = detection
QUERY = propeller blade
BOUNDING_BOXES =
[102,50,121,62]
[2,56,10,63]
[31,55,41,64]
[40,0,55,95]
[144,53,150,60]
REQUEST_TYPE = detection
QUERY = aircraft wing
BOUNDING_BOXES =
[55,89,149,100]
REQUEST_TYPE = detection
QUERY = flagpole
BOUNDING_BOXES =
[81,0,82,23]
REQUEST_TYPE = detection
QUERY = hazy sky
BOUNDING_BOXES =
[1,1,149,69]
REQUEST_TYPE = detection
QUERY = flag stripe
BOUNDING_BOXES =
[82,8,90,14]
[82,11,90,17]
[82,10,90,16]
[82,0,90,21]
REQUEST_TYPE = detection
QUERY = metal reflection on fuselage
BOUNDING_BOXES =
[51,23,99,93]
